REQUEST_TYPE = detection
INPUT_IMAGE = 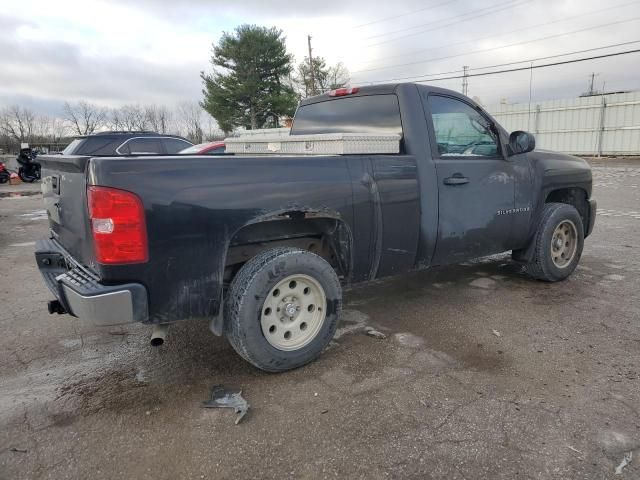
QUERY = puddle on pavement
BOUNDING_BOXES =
[0,191,41,199]
[17,209,47,220]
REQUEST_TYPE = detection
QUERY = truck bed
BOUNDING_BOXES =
[38,151,419,331]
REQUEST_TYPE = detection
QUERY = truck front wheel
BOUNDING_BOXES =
[224,247,342,372]
[525,203,584,282]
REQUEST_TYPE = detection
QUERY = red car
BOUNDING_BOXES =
[179,141,225,154]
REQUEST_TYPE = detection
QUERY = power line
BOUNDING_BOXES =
[364,0,524,41]
[353,16,640,74]
[367,0,530,47]
[361,49,640,85]
[353,0,460,29]
[467,40,640,72]
[356,41,640,84]
[353,0,640,66]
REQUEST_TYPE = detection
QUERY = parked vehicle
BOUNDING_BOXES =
[16,147,41,183]
[0,162,10,184]
[63,131,193,156]
[179,141,226,154]
[35,83,596,372]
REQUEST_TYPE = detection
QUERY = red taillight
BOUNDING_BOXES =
[328,87,360,97]
[87,186,148,264]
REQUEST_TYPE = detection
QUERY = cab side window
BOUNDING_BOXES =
[428,95,499,158]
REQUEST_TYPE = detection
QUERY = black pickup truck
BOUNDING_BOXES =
[35,83,596,372]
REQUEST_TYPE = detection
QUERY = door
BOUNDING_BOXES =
[424,94,515,264]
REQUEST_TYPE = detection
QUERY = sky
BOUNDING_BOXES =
[1,0,639,117]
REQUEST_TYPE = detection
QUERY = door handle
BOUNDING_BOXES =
[443,175,469,185]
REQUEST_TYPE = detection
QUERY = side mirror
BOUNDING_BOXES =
[508,131,535,155]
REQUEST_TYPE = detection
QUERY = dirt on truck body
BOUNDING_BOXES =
[35,83,596,371]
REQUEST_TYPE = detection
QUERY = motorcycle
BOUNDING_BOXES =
[16,148,41,183]
[0,161,10,184]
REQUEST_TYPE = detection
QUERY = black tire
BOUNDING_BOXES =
[18,169,36,183]
[525,203,584,282]
[224,247,342,372]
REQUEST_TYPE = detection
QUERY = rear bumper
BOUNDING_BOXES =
[586,198,597,237]
[35,238,148,325]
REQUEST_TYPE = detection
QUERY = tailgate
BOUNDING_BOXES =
[39,155,94,266]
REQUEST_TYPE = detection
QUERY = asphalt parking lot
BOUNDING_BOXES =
[0,158,639,480]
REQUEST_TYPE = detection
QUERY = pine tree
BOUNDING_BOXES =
[201,25,298,132]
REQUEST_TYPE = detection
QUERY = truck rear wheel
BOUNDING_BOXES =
[525,203,584,282]
[224,247,342,372]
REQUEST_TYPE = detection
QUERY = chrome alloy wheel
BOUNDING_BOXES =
[550,219,578,268]
[260,274,327,351]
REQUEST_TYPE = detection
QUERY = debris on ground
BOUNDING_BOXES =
[614,451,632,475]
[10,447,27,453]
[202,385,249,425]
[567,445,583,457]
[492,329,502,338]
[364,326,387,339]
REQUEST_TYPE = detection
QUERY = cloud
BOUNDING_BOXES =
[0,0,639,115]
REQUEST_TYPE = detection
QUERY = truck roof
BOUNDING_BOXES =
[298,82,462,106]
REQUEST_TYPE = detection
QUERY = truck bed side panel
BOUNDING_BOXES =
[87,155,358,324]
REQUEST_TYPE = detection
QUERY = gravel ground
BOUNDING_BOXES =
[0,158,638,479]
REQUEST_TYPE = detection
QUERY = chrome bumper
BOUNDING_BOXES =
[35,239,148,325]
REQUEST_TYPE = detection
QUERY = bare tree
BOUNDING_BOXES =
[296,57,350,98]
[63,101,107,135]
[112,104,148,131]
[145,105,172,133]
[108,107,124,131]
[0,106,37,143]
[326,62,350,91]
[202,113,225,141]
[32,115,53,140]
[48,117,69,144]
[177,101,204,143]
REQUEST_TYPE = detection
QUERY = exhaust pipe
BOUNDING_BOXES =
[150,324,169,347]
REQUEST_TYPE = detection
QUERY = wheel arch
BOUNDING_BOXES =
[225,210,354,278]
[544,187,590,236]
[514,187,591,263]
[209,209,353,336]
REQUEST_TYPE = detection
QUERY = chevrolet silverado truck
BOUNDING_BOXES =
[35,83,596,372]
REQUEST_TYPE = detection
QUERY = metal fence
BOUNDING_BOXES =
[486,91,640,156]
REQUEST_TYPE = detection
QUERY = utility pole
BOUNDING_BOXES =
[462,66,469,96]
[587,72,600,95]
[527,62,534,131]
[307,35,316,96]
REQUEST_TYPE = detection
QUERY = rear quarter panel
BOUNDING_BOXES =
[87,155,356,324]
